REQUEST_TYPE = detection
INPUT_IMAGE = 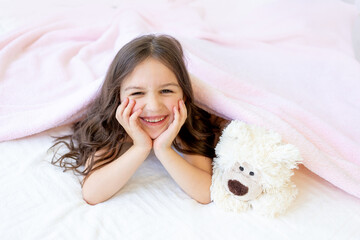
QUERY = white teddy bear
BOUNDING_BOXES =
[211,120,302,217]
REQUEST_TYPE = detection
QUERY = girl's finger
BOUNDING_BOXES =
[117,97,129,115]
[123,99,135,119]
[116,98,129,121]
[129,108,142,126]
[179,100,187,122]
[173,105,180,124]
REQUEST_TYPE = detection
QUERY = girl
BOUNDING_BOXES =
[51,34,227,205]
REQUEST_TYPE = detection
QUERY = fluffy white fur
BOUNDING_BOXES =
[211,120,302,217]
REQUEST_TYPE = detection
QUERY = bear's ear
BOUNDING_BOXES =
[215,120,251,158]
[258,143,302,190]
[269,143,303,169]
[221,120,249,140]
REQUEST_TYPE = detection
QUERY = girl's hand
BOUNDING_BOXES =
[116,98,153,151]
[153,99,187,154]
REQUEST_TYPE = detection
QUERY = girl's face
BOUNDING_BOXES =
[120,58,184,139]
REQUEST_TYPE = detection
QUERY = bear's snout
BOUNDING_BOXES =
[228,179,248,196]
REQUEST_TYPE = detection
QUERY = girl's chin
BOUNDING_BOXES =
[147,130,164,140]
[141,117,172,140]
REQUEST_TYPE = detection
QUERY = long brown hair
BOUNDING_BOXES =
[51,34,220,184]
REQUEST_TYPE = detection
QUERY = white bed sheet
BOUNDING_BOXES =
[1,0,360,239]
[1,125,360,240]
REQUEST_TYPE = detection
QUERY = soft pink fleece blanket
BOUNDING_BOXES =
[1,0,359,198]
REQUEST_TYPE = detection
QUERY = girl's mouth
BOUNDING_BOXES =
[140,115,168,126]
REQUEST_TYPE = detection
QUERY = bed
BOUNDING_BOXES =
[1,0,360,239]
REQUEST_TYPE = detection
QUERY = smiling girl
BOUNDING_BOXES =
[51,34,227,205]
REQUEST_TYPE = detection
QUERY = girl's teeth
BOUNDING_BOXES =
[144,117,165,123]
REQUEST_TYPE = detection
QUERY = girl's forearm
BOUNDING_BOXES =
[82,145,151,205]
[155,149,212,204]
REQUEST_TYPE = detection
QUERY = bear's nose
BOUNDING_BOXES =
[228,180,248,196]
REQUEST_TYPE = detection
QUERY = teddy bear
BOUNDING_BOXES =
[210,120,302,217]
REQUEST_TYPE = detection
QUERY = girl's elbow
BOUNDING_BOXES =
[198,200,212,205]
[196,194,212,205]
[83,196,98,206]
[82,193,97,205]
[82,188,101,206]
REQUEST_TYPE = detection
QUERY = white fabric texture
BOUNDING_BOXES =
[1,125,360,240]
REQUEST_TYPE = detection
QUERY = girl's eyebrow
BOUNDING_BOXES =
[124,86,144,92]
[160,83,180,88]
[124,83,180,92]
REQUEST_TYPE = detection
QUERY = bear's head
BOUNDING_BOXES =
[211,120,302,217]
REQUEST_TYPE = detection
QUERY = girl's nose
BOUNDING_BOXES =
[145,94,162,112]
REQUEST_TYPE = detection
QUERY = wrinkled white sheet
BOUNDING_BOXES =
[1,125,360,240]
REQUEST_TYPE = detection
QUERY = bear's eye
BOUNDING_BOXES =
[239,166,244,171]
[249,171,255,176]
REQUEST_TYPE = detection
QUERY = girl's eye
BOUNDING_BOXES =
[161,89,173,94]
[131,92,143,96]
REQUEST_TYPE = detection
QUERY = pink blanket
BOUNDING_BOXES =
[1,0,359,198]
